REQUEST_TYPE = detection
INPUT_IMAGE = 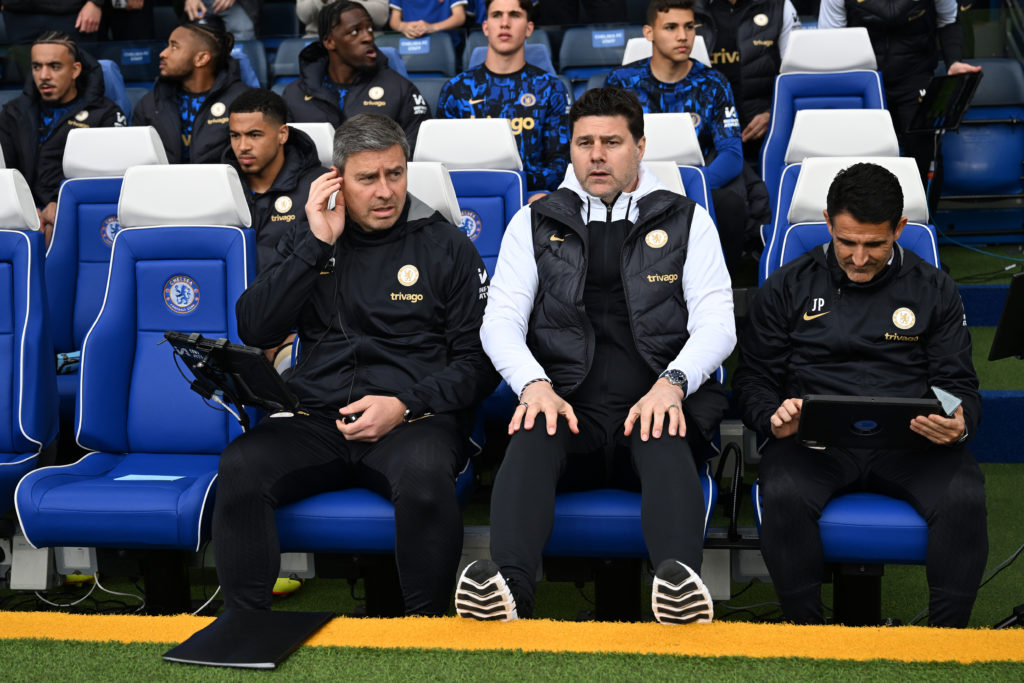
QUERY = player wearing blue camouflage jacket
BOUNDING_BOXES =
[605,58,741,190]
[437,63,569,193]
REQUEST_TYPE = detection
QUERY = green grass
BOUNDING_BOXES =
[2,639,1023,681]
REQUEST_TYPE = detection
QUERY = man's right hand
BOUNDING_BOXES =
[509,380,579,436]
[306,169,345,245]
[769,397,803,439]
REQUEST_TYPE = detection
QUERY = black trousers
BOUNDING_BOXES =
[212,412,467,616]
[490,407,709,618]
[758,437,988,627]
[887,71,936,182]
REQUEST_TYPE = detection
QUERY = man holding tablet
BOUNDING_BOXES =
[733,162,987,628]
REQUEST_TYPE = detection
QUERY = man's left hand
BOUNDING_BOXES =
[741,111,770,143]
[623,378,686,441]
[948,61,982,76]
[39,201,57,247]
[910,405,966,445]
[76,1,102,33]
[337,395,407,442]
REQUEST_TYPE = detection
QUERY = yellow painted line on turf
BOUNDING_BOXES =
[1,612,1023,664]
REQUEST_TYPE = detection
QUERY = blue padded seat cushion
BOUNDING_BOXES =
[16,452,218,549]
[819,492,928,564]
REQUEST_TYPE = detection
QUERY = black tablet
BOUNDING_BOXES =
[907,71,983,133]
[797,394,943,450]
[164,331,303,415]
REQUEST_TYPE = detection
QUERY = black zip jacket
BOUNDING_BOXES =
[0,50,125,206]
[282,42,429,152]
[223,126,328,271]
[236,195,498,428]
[132,59,248,164]
[733,243,981,439]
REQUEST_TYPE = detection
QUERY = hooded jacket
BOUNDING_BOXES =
[236,193,498,428]
[282,41,429,151]
[733,242,981,440]
[0,49,126,206]
[223,125,328,271]
[132,58,248,164]
[481,164,736,441]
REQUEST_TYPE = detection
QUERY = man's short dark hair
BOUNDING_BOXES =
[569,87,645,143]
[182,15,235,73]
[484,0,534,20]
[32,30,80,62]
[318,1,372,42]
[647,0,697,26]
[333,114,409,171]
[229,88,288,126]
[826,163,905,231]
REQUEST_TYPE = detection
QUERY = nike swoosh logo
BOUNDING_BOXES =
[469,98,485,105]
[304,95,314,101]
[803,311,830,321]
[550,235,565,242]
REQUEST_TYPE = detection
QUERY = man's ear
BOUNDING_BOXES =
[824,209,833,236]
[893,215,908,241]
[193,49,211,69]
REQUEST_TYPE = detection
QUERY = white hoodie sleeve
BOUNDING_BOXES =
[480,204,550,397]
[665,203,737,396]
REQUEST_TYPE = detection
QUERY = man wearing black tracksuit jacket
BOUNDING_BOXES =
[224,89,328,270]
[733,162,987,628]
[212,114,497,616]
[282,2,429,151]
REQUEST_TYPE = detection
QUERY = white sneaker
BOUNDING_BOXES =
[651,559,714,624]
[455,559,519,621]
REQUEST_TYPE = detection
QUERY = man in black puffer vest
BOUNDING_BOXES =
[693,0,800,160]
[0,31,126,245]
[282,1,430,152]
[224,88,328,271]
[132,16,248,164]
[455,88,736,625]
[818,0,981,179]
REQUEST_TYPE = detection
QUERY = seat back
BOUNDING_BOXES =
[234,40,269,87]
[75,165,254,454]
[0,170,57,458]
[763,156,937,282]
[559,25,644,86]
[48,127,169,354]
[97,59,132,122]
[271,37,316,85]
[81,40,164,88]
[410,76,448,114]
[414,119,525,272]
[779,27,877,73]
[374,32,457,77]
[288,122,335,168]
[642,112,705,166]
[941,58,1024,197]
[621,35,710,66]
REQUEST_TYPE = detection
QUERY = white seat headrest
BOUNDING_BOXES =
[788,156,929,224]
[0,143,5,168]
[413,119,523,170]
[118,164,252,228]
[642,113,705,166]
[621,36,710,66]
[62,127,168,179]
[288,122,335,169]
[406,161,462,224]
[785,110,899,164]
[780,28,877,74]
[642,161,687,196]
[0,169,41,230]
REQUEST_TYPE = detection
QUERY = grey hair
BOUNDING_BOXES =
[332,114,410,170]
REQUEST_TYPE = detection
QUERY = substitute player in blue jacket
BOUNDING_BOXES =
[605,0,747,275]
[436,0,569,201]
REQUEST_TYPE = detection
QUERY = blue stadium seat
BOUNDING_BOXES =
[940,58,1024,198]
[16,166,254,610]
[82,40,164,88]
[759,28,884,240]
[759,110,900,282]
[97,59,132,123]
[753,154,936,625]
[46,127,168,424]
[271,37,316,86]
[558,25,643,96]
[0,90,20,108]
[583,71,609,97]
[234,40,268,87]
[375,31,457,77]
[467,43,555,74]
[0,170,59,517]
[410,76,448,114]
